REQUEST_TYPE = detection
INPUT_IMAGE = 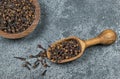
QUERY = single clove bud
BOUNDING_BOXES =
[41,70,47,76]
[37,44,46,51]
[32,60,40,69]
[14,57,26,61]
[22,63,31,70]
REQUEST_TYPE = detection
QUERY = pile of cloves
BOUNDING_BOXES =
[14,44,50,77]
[0,0,35,33]
[49,39,81,63]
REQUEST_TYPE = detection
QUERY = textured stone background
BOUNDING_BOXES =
[0,0,120,79]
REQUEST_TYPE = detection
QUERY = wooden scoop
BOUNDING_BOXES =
[47,29,117,63]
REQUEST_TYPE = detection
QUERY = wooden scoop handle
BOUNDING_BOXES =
[84,29,117,48]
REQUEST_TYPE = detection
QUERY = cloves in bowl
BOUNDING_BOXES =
[0,0,40,39]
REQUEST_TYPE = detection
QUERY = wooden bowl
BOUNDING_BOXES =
[0,0,40,39]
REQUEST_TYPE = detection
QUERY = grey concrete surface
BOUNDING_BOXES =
[0,0,120,79]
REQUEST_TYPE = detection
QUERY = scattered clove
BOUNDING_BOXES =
[40,59,50,68]
[14,44,51,78]
[32,62,40,69]
[14,57,26,61]
[22,63,31,70]
[41,70,47,76]
[43,63,50,68]
[25,61,32,66]
[38,44,46,51]
[29,55,37,58]
[32,59,40,69]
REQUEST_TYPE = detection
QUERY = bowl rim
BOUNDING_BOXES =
[0,0,41,39]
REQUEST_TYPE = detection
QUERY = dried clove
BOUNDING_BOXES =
[29,55,37,58]
[43,63,50,68]
[38,44,46,51]
[22,63,31,70]
[41,70,47,76]
[14,57,26,61]
[25,61,32,66]
[32,60,40,69]
[40,59,50,68]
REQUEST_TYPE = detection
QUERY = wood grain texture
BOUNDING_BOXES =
[0,0,41,39]
[47,29,117,63]
[85,29,117,48]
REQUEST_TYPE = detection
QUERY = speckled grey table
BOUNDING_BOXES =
[0,0,120,79]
